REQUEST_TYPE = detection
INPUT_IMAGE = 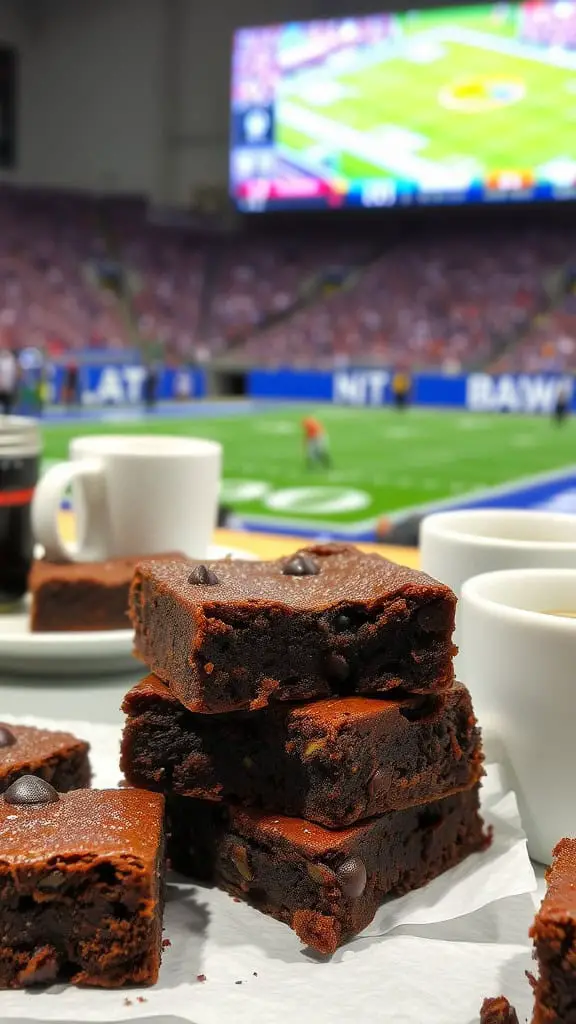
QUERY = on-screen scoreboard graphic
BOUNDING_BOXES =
[229,1,576,212]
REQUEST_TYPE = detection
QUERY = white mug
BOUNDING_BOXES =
[420,509,576,595]
[32,434,222,562]
[460,567,576,864]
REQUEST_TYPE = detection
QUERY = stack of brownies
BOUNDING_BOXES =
[121,543,488,954]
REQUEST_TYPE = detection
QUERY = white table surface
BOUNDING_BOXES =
[0,668,138,724]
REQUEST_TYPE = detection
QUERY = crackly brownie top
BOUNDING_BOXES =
[0,786,164,865]
[30,552,186,588]
[134,543,454,614]
[538,838,576,923]
[124,673,468,734]
[0,723,89,772]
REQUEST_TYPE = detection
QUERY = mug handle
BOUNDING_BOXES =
[32,458,108,563]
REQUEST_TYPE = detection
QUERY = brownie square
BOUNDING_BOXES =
[530,837,576,1023]
[30,552,183,632]
[0,722,90,793]
[130,543,456,713]
[0,785,165,988]
[167,784,489,954]
[121,674,483,827]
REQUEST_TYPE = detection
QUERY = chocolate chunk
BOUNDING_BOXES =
[368,767,393,801]
[188,565,219,586]
[4,775,59,806]
[282,554,320,577]
[0,725,16,748]
[334,614,351,632]
[38,870,67,891]
[16,946,59,986]
[336,856,367,899]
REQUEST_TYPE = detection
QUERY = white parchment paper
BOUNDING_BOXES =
[0,715,538,1024]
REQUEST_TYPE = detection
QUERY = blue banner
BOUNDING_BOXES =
[22,362,576,415]
[248,368,575,415]
[46,364,207,406]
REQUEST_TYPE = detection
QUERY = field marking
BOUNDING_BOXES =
[457,417,491,430]
[511,434,537,449]
[429,24,576,72]
[380,426,417,440]
[254,420,297,435]
[385,463,576,522]
[265,486,371,516]
[279,100,465,187]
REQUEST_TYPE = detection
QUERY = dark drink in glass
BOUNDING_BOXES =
[0,417,41,604]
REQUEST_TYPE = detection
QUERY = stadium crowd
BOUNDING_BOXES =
[237,227,574,370]
[0,187,574,373]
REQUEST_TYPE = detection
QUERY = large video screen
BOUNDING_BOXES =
[230,2,576,212]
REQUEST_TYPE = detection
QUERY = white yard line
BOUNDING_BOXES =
[385,464,576,521]
[279,100,461,185]
[427,24,576,71]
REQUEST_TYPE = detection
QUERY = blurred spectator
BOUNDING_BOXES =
[0,185,573,374]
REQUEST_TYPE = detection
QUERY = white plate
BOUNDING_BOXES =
[0,544,255,678]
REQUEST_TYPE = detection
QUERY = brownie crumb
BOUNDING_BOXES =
[124,998,133,1007]
[197,973,207,983]
[253,971,258,977]
[480,995,519,1023]
[235,980,243,985]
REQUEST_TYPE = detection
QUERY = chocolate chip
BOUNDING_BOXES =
[336,856,367,899]
[4,775,59,806]
[282,554,320,577]
[368,767,393,802]
[188,565,219,586]
[38,870,67,891]
[326,653,349,683]
[334,614,351,632]
[0,725,16,748]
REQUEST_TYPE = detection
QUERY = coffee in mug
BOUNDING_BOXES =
[0,416,41,602]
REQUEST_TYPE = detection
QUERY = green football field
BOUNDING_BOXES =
[41,407,576,534]
[276,6,575,184]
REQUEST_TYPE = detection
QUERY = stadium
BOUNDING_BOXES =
[1,0,576,1018]
[1,2,576,542]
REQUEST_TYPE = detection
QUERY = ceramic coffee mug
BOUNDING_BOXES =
[32,434,222,562]
[460,567,576,864]
[420,509,576,595]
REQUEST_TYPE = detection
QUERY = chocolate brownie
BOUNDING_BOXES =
[130,543,457,713]
[530,837,576,1023]
[167,784,489,954]
[0,782,165,988]
[0,722,90,793]
[480,996,519,1023]
[121,674,483,827]
[30,552,184,632]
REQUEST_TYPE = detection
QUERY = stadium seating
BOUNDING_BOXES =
[0,189,129,354]
[232,226,575,370]
[0,185,574,372]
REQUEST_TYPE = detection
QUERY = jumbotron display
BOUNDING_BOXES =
[230,2,576,212]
